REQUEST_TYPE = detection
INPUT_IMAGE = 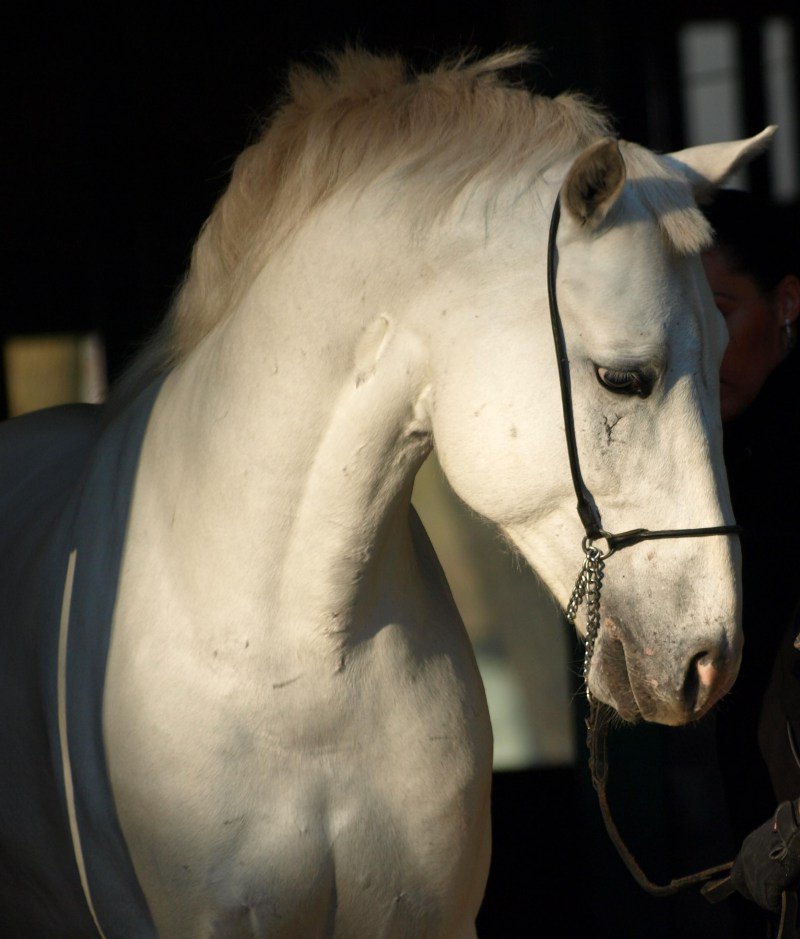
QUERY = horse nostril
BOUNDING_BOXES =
[684,651,718,715]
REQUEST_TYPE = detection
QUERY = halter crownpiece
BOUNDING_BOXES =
[546,191,742,900]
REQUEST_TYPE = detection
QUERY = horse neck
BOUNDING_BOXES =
[137,228,435,654]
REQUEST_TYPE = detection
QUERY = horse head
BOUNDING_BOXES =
[425,127,773,726]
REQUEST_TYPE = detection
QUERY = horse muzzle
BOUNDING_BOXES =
[587,617,741,726]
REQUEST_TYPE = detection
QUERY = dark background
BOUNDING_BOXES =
[4,0,797,392]
[3,2,799,936]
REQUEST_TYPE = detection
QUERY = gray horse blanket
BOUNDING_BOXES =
[0,384,161,937]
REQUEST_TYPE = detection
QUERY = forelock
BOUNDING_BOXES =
[618,141,713,256]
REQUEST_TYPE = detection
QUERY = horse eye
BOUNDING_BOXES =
[596,366,649,397]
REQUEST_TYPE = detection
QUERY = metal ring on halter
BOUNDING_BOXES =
[581,533,615,561]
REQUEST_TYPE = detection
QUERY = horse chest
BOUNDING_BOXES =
[108,623,492,938]
[204,743,489,939]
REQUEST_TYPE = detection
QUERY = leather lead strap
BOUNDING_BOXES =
[586,700,734,896]
[589,704,799,937]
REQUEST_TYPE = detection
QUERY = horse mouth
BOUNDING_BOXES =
[586,629,641,723]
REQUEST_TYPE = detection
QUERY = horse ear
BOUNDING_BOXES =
[562,138,626,228]
[664,126,777,202]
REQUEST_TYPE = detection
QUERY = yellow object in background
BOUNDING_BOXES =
[4,334,107,416]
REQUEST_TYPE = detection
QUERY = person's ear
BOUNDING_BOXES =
[775,274,800,326]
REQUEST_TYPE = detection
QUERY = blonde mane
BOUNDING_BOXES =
[112,48,707,403]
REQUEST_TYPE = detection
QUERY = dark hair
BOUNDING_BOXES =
[702,189,799,293]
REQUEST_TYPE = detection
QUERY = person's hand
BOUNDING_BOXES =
[731,799,800,911]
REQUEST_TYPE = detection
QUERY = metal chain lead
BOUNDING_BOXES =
[566,543,606,700]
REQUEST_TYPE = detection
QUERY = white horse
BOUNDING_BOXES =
[0,49,772,938]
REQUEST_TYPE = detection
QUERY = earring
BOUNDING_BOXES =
[786,318,796,353]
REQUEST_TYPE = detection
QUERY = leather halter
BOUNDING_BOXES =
[546,192,742,900]
[546,195,742,557]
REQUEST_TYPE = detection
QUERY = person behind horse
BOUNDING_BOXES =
[700,189,800,934]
